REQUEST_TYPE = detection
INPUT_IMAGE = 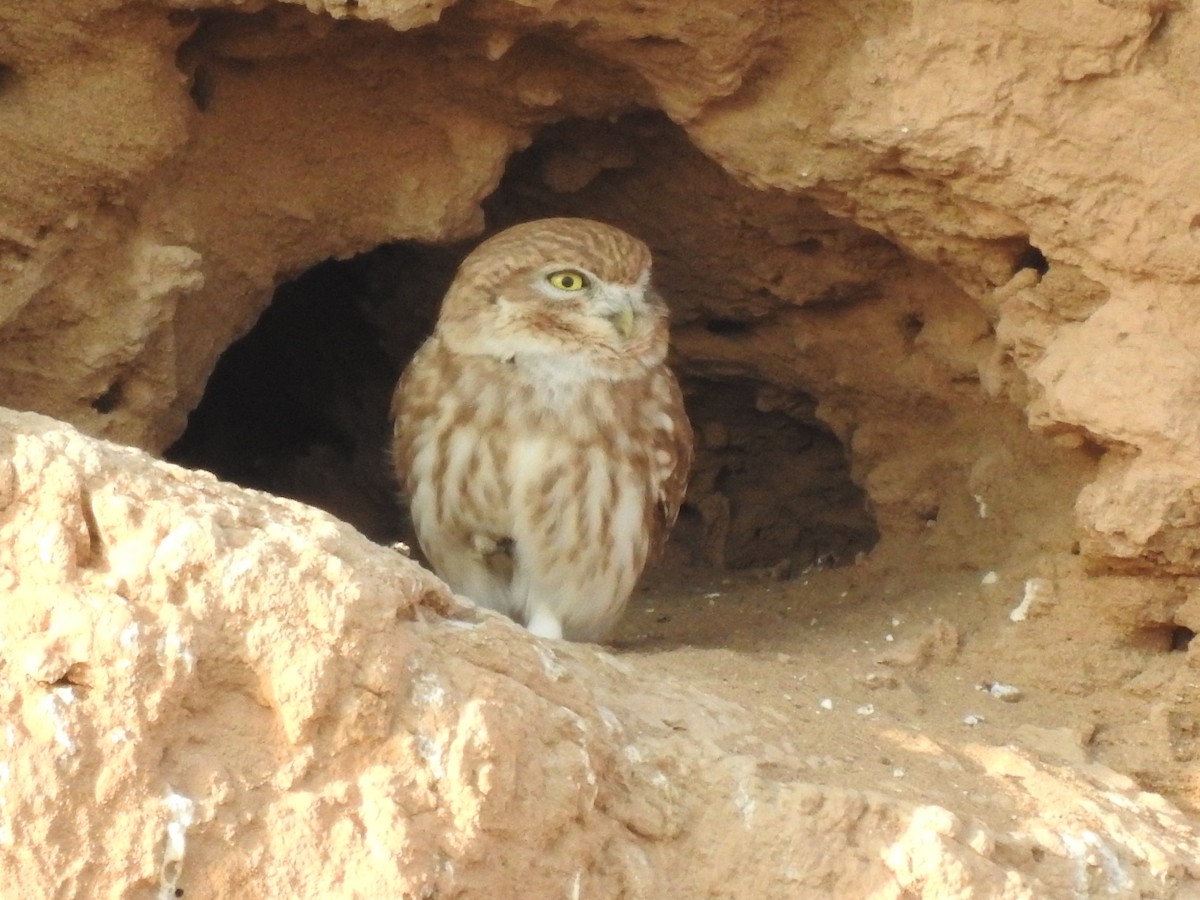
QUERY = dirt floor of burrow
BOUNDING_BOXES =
[611,549,1200,837]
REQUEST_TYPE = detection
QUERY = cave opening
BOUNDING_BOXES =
[166,111,883,573]
[165,240,463,543]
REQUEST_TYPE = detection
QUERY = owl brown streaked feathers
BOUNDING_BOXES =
[391,217,693,641]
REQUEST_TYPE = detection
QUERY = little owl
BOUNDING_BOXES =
[391,218,693,641]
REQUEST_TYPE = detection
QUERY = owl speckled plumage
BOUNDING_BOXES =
[391,217,693,641]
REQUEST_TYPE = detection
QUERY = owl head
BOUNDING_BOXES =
[435,218,670,376]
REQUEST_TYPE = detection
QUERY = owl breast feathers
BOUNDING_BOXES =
[391,217,693,641]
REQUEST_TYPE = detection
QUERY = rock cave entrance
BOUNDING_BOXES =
[14,1,1200,891]
[166,112,885,575]
[159,6,1097,621]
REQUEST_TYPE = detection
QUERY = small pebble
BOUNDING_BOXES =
[963,713,985,727]
[819,698,834,711]
[979,682,1023,702]
[1010,577,1050,622]
[856,704,875,716]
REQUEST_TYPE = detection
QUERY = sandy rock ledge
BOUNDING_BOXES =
[1,406,1198,897]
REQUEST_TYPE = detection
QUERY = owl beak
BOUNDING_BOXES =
[608,300,636,339]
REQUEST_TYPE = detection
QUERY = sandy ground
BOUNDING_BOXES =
[613,550,1199,839]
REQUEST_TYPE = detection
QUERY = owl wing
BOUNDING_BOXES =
[389,338,443,497]
[648,370,693,562]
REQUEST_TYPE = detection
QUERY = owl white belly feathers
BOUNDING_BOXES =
[391,218,692,642]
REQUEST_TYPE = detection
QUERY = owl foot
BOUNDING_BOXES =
[526,607,563,640]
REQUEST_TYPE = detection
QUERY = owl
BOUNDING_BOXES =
[391,218,693,641]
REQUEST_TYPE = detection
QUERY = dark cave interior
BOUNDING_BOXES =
[166,113,882,570]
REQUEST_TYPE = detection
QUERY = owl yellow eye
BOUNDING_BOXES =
[546,270,590,292]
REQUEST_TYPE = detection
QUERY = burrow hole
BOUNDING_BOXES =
[1134,623,1198,653]
[164,238,879,570]
[166,114,882,573]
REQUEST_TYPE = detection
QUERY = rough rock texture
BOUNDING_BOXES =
[3,408,1200,898]
[5,0,1200,895]
[4,0,1195,573]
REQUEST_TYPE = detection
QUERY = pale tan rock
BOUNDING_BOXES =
[2,0,1192,575]
[4,0,1200,894]
[2,409,1199,897]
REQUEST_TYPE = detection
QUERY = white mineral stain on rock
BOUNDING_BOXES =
[534,643,568,682]
[158,789,195,900]
[40,687,76,753]
[410,672,446,709]
[416,733,445,780]
[733,782,757,824]
[157,626,195,674]
[118,621,140,648]
[1060,829,1131,896]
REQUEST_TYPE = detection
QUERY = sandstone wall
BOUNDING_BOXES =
[4,408,1199,897]
[4,0,1200,895]
[4,0,1196,573]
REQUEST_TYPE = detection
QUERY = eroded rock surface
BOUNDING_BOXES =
[4,0,1198,575]
[2,408,1199,897]
[5,0,1200,895]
